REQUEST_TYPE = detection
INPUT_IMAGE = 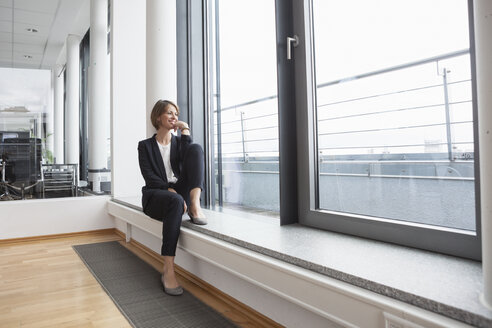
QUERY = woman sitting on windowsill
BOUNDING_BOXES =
[138,99,207,296]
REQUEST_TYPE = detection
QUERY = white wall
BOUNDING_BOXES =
[112,217,472,328]
[146,0,177,137]
[175,244,343,328]
[118,223,340,328]
[0,196,114,239]
[110,1,146,197]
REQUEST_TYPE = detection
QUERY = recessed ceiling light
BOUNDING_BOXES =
[26,28,38,33]
[24,55,33,59]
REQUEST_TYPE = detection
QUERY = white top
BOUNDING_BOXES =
[157,141,178,184]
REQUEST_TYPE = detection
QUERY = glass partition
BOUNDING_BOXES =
[0,29,111,201]
[0,68,52,200]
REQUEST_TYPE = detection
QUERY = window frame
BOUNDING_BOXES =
[199,0,298,220]
[79,29,90,182]
[181,0,482,260]
[294,0,481,260]
[177,0,210,205]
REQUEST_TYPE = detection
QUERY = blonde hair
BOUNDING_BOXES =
[150,100,180,130]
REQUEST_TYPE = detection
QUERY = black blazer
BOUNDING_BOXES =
[138,133,192,210]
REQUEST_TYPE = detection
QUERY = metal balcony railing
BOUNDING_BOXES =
[212,49,474,177]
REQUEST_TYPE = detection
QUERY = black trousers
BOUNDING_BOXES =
[143,144,204,256]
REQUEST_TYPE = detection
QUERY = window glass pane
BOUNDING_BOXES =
[0,68,49,200]
[313,0,476,231]
[209,0,279,216]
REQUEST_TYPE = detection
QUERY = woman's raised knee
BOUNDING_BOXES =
[187,143,204,156]
[168,193,184,208]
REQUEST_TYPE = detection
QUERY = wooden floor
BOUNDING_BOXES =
[0,230,276,328]
[0,231,129,327]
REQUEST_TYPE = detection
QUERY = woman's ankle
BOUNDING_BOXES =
[189,201,200,212]
[162,256,175,273]
[163,266,174,275]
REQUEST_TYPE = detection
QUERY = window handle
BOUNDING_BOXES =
[287,35,299,60]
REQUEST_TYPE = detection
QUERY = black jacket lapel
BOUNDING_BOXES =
[150,135,167,181]
[170,135,180,178]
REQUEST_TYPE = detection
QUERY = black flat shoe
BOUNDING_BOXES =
[188,211,208,225]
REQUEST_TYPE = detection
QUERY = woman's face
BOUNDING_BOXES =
[158,105,178,130]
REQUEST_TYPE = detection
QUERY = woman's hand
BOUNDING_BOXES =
[168,187,187,213]
[173,121,190,135]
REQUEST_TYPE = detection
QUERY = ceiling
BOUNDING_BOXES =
[0,0,89,70]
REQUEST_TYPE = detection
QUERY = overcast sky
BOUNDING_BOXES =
[214,0,473,156]
[0,67,51,113]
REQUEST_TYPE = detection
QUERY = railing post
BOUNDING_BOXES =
[441,67,454,161]
[240,111,246,162]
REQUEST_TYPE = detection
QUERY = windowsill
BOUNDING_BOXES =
[112,196,492,327]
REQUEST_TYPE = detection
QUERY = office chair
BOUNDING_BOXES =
[0,158,21,200]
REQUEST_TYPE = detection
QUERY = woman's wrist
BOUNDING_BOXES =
[180,126,190,135]
[175,121,190,134]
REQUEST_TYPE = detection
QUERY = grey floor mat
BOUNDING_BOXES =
[73,241,238,328]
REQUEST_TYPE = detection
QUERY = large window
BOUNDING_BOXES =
[312,0,476,231]
[208,0,280,215]
[193,0,480,259]
[296,0,480,259]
